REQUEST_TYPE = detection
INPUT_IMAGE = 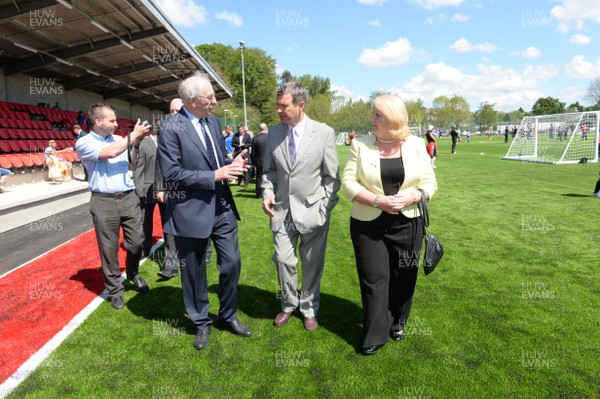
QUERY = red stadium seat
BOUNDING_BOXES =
[0,129,9,139]
[26,140,37,150]
[8,140,20,152]
[9,154,23,168]
[0,154,12,168]
[31,152,46,167]
[0,140,11,153]
[20,154,33,168]
[8,120,18,129]
[0,119,9,128]
[63,151,75,162]
[18,141,29,152]
[24,130,36,139]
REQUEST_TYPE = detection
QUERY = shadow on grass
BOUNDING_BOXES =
[124,282,363,347]
[125,285,196,335]
[234,191,260,199]
[561,193,596,198]
[207,283,363,347]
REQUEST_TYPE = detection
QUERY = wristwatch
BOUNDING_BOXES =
[372,196,380,208]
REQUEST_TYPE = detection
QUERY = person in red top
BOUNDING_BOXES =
[349,130,355,141]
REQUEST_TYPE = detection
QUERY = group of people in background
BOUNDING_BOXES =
[71,73,439,356]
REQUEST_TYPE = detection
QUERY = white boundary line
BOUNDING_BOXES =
[0,238,164,398]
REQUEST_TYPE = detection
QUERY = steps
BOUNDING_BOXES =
[0,173,90,235]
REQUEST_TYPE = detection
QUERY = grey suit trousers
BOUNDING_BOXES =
[273,211,331,318]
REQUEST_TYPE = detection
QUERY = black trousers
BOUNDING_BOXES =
[350,213,423,348]
[140,186,165,255]
[90,190,143,299]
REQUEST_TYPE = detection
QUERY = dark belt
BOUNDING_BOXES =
[91,189,134,199]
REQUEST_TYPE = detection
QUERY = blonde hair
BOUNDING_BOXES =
[372,95,411,141]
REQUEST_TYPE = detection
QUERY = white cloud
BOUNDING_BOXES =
[408,0,465,10]
[370,19,382,27]
[565,55,600,78]
[449,37,498,53]
[425,14,447,25]
[561,86,587,102]
[388,62,560,111]
[358,38,413,68]
[215,11,243,27]
[520,47,542,59]
[551,0,600,32]
[358,0,388,5]
[331,84,354,98]
[154,0,208,27]
[286,43,299,54]
[451,13,470,22]
[569,34,591,44]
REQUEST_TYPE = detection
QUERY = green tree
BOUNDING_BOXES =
[530,97,566,115]
[585,78,600,110]
[404,99,427,130]
[295,75,331,98]
[432,94,470,129]
[326,99,372,134]
[473,102,498,131]
[305,93,331,122]
[195,43,278,126]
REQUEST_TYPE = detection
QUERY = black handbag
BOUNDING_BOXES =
[417,189,444,275]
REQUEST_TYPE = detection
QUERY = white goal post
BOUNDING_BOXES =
[503,111,599,164]
[336,132,349,145]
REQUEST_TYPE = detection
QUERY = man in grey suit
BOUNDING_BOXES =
[261,82,340,332]
[133,120,178,278]
[158,72,252,350]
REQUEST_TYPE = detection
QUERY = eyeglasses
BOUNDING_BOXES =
[197,93,215,101]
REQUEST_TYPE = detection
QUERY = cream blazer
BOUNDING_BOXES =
[342,134,437,221]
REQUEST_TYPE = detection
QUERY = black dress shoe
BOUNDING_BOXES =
[193,327,211,350]
[111,296,124,309]
[391,324,405,341]
[130,274,149,293]
[219,319,252,337]
[362,345,380,355]
[157,269,178,279]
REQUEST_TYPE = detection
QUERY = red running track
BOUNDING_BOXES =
[0,210,163,384]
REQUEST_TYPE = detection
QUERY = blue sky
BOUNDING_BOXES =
[155,0,600,112]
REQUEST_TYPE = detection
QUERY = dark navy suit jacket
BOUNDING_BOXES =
[158,109,239,239]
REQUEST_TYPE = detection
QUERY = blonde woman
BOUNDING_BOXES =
[342,95,437,355]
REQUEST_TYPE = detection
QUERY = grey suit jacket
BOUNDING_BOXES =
[133,137,157,197]
[261,115,340,234]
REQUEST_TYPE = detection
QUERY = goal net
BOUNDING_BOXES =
[336,132,349,145]
[503,111,599,164]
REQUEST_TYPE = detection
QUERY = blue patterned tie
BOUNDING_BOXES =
[288,126,298,166]
[200,118,218,170]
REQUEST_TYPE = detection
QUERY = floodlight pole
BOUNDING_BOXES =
[239,41,248,127]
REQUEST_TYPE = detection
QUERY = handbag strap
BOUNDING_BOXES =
[417,188,429,229]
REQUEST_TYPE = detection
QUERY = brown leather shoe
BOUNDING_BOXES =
[274,311,292,327]
[303,317,318,332]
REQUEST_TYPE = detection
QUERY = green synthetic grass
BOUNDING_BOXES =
[8,136,600,399]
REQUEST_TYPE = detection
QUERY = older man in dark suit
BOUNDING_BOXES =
[158,72,251,350]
